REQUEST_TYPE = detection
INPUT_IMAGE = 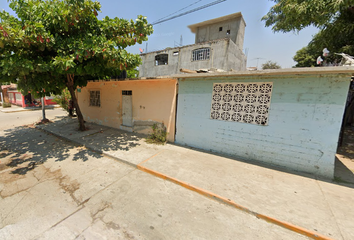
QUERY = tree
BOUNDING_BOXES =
[0,0,153,130]
[293,47,317,68]
[263,1,354,66]
[262,0,353,32]
[262,60,281,70]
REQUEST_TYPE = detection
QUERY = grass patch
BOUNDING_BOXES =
[2,102,11,108]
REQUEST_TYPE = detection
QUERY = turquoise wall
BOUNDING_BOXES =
[175,74,351,178]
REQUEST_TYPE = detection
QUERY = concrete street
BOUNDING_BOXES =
[0,107,354,239]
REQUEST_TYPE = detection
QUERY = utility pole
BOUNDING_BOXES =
[41,97,47,122]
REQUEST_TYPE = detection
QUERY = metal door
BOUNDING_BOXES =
[122,90,133,127]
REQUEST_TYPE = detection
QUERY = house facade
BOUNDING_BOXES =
[139,12,247,78]
[173,67,353,178]
[77,78,177,142]
[1,84,56,107]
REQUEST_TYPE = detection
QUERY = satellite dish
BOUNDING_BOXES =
[139,48,144,53]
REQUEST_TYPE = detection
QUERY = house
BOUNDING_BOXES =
[139,12,247,78]
[78,67,352,179]
[173,67,353,179]
[1,84,57,107]
[77,78,177,142]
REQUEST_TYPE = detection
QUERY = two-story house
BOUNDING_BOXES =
[139,12,247,78]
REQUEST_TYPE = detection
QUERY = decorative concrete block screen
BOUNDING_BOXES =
[210,82,273,125]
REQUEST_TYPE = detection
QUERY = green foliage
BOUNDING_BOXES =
[262,60,281,69]
[262,0,352,32]
[293,47,317,67]
[2,102,11,108]
[0,0,153,91]
[146,124,167,144]
[263,1,354,67]
[53,88,71,112]
[127,69,139,78]
[0,0,153,130]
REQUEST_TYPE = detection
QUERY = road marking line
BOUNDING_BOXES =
[137,151,163,166]
[137,164,333,240]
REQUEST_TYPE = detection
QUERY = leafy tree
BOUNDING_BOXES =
[53,88,71,113]
[293,47,317,67]
[262,0,353,32]
[0,0,153,130]
[127,69,139,78]
[262,60,281,69]
[263,1,354,66]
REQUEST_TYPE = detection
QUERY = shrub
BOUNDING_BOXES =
[53,88,71,112]
[146,123,167,144]
[2,102,11,108]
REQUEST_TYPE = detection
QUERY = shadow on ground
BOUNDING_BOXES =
[80,130,142,152]
[335,126,354,185]
[0,123,102,175]
[0,117,147,176]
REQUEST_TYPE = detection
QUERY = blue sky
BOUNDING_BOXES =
[1,0,319,68]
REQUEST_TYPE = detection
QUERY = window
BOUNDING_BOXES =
[155,54,168,65]
[219,27,223,32]
[15,93,22,100]
[89,90,100,107]
[226,30,230,35]
[192,48,210,61]
[173,51,179,56]
[122,90,132,95]
[210,82,273,126]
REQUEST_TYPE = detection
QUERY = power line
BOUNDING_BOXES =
[152,0,227,25]
[153,0,203,24]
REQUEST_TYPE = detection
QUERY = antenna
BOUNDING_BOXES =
[252,57,265,69]
[180,35,183,46]
[244,48,249,58]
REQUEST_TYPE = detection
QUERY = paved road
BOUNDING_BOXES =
[0,108,68,131]
[0,111,309,239]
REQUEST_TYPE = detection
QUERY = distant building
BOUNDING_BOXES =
[139,12,247,78]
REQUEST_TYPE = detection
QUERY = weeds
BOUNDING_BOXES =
[146,123,167,145]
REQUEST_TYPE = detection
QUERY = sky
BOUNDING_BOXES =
[0,0,319,69]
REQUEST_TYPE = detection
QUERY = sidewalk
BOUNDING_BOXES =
[36,118,354,240]
[0,104,60,113]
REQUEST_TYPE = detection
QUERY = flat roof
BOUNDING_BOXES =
[188,12,243,33]
[171,67,354,79]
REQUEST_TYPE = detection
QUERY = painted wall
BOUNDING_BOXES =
[139,39,246,78]
[175,73,351,178]
[78,79,177,142]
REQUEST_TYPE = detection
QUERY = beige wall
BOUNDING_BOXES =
[78,78,177,142]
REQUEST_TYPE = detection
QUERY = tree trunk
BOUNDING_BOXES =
[66,74,86,131]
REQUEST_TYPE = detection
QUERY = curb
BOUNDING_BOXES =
[1,105,60,113]
[36,125,334,240]
[137,165,333,240]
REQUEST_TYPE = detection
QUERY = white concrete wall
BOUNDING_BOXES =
[175,73,351,178]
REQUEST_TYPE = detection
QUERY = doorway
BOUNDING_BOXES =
[122,90,133,127]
